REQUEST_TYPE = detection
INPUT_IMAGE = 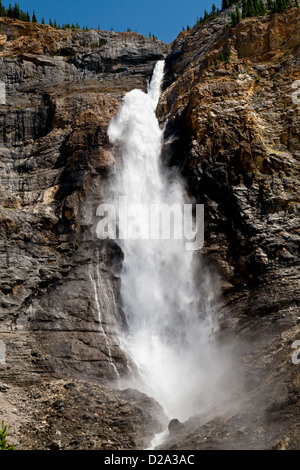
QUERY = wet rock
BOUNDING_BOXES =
[168,419,184,435]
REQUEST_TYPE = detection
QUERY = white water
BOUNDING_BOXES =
[108,61,232,421]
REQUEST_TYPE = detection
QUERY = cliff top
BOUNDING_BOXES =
[0,17,168,57]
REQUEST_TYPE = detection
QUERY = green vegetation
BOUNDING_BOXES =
[149,32,158,40]
[0,1,158,37]
[242,0,268,17]
[231,5,242,25]
[241,0,298,19]
[0,0,298,40]
[0,422,16,450]
[192,3,220,29]
[216,42,231,63]
[32,9,37,23]
[188,0,298,32]
[0,1,87,30]
[0,1,31,22]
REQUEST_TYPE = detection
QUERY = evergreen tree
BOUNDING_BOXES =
[0,1,6,16]
[236,5,241,22]
[41,17,45,24]
[253,0,260,14]
[259,0,267,14]
[225,42,231,61]
[249,0,255,16]
[222,0,228,9]
[26,11,30,22]
[13,3,20,19]
[242,0,249,17]
[231,10,237,25]
[20,9,27,21]
[7,4,14,18]
[32,9,37,22]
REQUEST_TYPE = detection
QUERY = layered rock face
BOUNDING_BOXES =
[157,6,300,449]
[0,18,168,387]
[0,18,169,449]
[159,6,299,332]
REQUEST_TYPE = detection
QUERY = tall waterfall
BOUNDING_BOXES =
[107,61,231,421]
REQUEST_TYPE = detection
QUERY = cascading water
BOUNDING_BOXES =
[107,61,232,421]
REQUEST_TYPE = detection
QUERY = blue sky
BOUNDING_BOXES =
[7,0,222,43]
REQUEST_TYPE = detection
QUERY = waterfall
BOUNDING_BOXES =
[107,61,231,421]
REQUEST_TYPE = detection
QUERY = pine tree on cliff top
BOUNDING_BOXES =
[0,1,5,16]
[13,2,19,18]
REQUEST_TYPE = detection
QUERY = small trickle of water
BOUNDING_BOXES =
[89,258,119,378]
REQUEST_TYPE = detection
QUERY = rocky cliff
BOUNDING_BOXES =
[156,5,300,449]
[0,5,299,450]
[0,17,168,449]
[0,17,168,383]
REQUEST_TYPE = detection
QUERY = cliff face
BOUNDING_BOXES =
[0,7,299,450]
[0,18,168,386]
[0,18,169,449]
[157,6,300,449]
[158,6,300,335]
